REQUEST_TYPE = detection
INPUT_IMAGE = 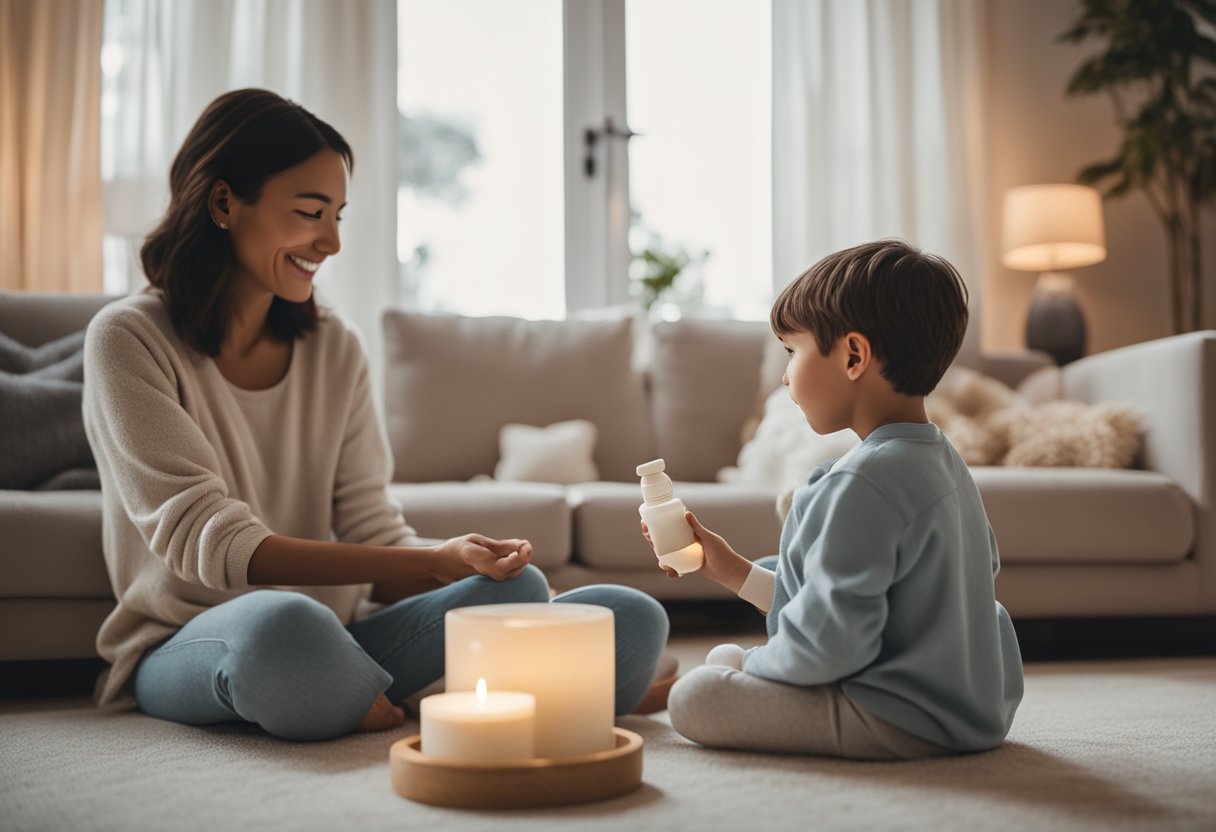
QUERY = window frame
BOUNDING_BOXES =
[562,0,633,314]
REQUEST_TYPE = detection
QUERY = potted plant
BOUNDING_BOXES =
[1060,0,1216,333]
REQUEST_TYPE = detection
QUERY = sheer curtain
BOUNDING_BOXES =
[771,0,985,360]
[102,0,398,385]
[0,0,104,293]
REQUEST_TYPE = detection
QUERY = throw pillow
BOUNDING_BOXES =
[0,329,95,489]
[720,360,1144,496]
[996,401,1143,468]
[494,419,599,484]
[717,385,859,493]
[740,334,789,447]
[1016,365,1066,404]
[926,365,1027,465]
[0,329,86,376]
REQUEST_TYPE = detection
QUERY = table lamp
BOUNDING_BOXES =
[1001,184,1107,365]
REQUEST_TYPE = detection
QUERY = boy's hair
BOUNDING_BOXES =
[770,239,969,396]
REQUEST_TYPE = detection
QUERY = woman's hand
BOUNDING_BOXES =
[429,534,533,584]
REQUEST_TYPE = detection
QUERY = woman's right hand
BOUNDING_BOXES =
[429,534,533,584]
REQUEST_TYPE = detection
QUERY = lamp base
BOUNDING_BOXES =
[1025,272,1087,366]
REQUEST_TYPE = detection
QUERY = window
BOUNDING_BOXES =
[400,0,772,320]
[397,0,565,319]
[102,1,773,317]
[626,0,772,320]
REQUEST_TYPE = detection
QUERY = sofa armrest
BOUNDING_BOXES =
[1061,331,1216,611]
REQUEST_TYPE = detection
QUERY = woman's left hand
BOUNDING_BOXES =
[428,534,533,583]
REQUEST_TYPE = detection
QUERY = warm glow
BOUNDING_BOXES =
[475,677,487,705]
[1001,184,1107,272]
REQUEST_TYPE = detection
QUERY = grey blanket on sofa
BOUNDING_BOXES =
[0,329,99,490]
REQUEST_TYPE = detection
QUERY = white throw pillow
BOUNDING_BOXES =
[494,420,600,484]
[717,386,859,493]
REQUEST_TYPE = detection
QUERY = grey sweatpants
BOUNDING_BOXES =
[668,644,951,761]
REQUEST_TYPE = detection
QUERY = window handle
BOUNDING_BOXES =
[583,116,641,178]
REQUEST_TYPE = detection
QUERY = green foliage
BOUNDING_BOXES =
[1061,0,1216,332]
[632,244,708,312]
[1061,0,1216,205]
[398,113,481,203]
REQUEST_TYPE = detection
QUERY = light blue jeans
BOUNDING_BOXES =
[133,565,669,741]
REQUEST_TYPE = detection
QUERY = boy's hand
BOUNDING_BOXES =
[641,512,752,593]
[686,511,752,594]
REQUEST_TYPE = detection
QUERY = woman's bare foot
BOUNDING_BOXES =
[355,693,405,733]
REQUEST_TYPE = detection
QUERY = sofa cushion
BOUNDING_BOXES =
[649,319,769,482]
[388,481,572,568]
[974,468,1193,564]
[567,481,783,571]
[0,490,111,598]
[383,310,653,483]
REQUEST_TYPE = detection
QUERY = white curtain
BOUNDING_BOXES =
[101,0,398,387]
[771,0,985,360]
[0,0,104,293]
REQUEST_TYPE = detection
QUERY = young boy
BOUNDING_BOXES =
[659,239,1023,760]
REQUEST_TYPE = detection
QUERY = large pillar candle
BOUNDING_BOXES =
[445,603,615,759]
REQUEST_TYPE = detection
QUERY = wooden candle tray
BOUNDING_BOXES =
[390,727,643,809]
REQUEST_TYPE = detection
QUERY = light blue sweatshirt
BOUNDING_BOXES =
[742,422,1024,752]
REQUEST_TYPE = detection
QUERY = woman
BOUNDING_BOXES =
[84,88,668,740]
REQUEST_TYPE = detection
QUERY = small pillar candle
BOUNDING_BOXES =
[446,603,615,759]
[419,678,536,763]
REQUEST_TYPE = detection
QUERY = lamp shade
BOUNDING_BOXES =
[1001,184,1107,271]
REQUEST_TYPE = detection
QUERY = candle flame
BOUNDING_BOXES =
[476,677,487,705]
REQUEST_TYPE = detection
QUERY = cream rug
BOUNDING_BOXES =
[2,657,1214,832]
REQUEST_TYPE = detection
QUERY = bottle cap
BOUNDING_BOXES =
[637,459,673,505]
[635,459,666,477]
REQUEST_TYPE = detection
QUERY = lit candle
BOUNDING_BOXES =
[419,678,536,763]
[445,603,615,759]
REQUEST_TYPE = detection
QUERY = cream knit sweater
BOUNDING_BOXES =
[83,293,417,704]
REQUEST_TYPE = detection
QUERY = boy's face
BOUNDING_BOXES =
[780,331,858,435]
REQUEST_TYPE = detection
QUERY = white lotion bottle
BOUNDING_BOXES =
[636,459,704,575]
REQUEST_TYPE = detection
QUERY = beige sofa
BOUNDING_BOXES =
[3,291,1214,664]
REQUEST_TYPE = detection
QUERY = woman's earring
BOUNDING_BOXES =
[218,221,228,230]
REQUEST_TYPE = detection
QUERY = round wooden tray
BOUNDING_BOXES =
[390,727,644,809]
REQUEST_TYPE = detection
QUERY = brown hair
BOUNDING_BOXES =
[770,239,969,396]
[140,88,354,356]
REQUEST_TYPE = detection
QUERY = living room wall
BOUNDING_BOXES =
[980,0,1216,356]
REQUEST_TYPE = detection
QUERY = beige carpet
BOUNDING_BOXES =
[2,655,1215,832]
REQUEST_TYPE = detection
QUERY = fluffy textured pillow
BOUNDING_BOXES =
[926,365,1028,465]
[995,401,1143,468]
[720,363,1144,495]
[494,420,599,484]
[740,335,789,446]
[717,386,859,494]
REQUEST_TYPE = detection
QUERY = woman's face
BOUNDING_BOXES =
[220,149,347,304]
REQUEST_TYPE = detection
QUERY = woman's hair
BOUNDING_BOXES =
[140,88,354,356]
[770,239,970,396]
